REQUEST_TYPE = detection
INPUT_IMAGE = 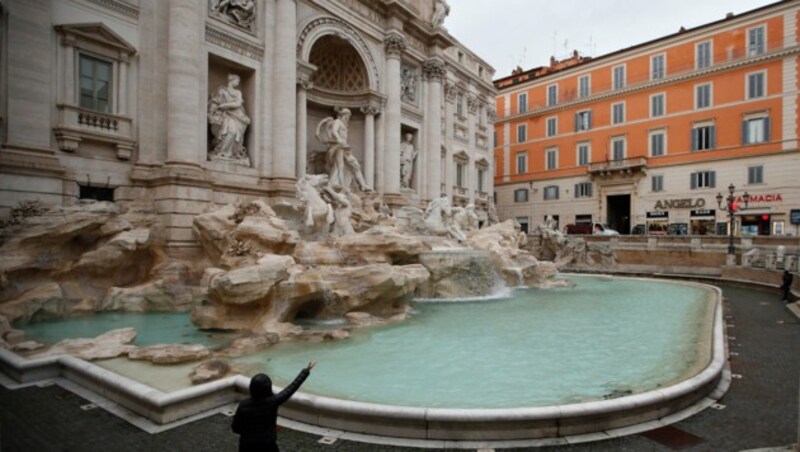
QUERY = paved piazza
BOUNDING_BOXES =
[1,282,797,451]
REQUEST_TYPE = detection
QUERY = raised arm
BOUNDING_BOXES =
[274,362,315,405]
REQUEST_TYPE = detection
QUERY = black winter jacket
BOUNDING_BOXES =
[231,369,310,451]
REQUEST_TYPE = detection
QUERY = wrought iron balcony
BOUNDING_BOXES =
[588,157,647,178]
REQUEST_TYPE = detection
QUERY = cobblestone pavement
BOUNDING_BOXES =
[1,283,797,451]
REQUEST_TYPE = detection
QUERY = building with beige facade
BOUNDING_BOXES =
[493,0,800,238]
[0,0,495,252]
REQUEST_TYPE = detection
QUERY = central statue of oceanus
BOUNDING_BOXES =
[315,108,371,192]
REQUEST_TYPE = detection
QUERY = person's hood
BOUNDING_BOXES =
[249,373,274,399]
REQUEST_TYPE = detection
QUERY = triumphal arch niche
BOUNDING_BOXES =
[296,18,383,196]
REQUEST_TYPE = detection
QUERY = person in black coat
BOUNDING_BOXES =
[781,270,794,302]
[232,362,316,452]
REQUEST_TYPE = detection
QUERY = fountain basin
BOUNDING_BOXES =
[1,275,726,443]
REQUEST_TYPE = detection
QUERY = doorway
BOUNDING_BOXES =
[607,194,631,234]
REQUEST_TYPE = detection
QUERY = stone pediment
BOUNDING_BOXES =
[453,150,469,161]
[475,156,490,167]
[55,23,137,56]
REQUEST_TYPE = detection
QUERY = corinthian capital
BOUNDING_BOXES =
[384,33,406,57]
[422,58,446,82]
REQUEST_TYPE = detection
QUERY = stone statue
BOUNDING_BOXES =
[208,74,251,165]
[400,66,418,103]
[315,108,372,192]
[323,186,355,237]
[400,133,417,189]
[424,196,467,243]
[544,215,557,231]
[296,174,334,237]
[487,203,500,225]
[210,0,255,30]
[454,203,479,232]
[431,0,450,28]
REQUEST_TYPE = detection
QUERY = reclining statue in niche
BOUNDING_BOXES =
[208,73,251,165]
[315,108,372,192]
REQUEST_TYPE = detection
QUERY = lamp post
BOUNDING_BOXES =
[716,183,749,265]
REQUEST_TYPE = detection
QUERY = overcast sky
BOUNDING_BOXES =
[446,0,776,78]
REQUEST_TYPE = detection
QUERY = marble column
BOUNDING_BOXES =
[166,0,202,166]
[258,0,275,178]
[375,107,386,192]
[117,58,128,115]
[361,105,379,188]
[423,58,446,201]
[296,78,312,178]
[271,0,297,180]
[383,33,405,195]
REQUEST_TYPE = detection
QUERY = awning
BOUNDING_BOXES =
[735,208,783,216]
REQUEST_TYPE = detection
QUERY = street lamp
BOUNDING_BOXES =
[716,183,750,261]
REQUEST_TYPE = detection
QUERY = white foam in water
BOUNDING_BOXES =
[413,286,513,303]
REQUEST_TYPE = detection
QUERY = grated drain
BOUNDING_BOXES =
[318,436,338,445]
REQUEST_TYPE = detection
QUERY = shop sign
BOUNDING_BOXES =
[647,211,669,219]
[735,194,783,203]
[654,198,705,210]
[691,209,715,217]
[791,209,800,225]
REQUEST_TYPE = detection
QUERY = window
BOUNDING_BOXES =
[748,165,764,184]
[613,65,626,90]
[546,148,558,170]
[575,110,592,132]
[747,71,766,99]
[578,75,590,98]
[747,25,766,56]
[652,175,664,192]
[456,162,466,187]
[650,93,665,117]
[546,117,557,137]
[518,92,528,113]
[457,93,464,116]
[743,116,770,144]
[517,124,527,142]
[547,84,558,106]
[477,168,486,191]
[612,102,625,124]
[577,143,590,166]
[691,171,716,189]
[514,189,529,203]
[649,130,666,156]
[79,185,114,201]
[651,54,666,80]
[516,217,529,233]
[611,137,626,161]
[543,185,559,200]
[695,83,712,109]
[692,124,716,151]
[696,41,712,69]
[79,54,112,113]
[516,152,527,174]
[575,182,592,198]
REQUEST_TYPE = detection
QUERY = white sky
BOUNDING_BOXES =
[446,0,776,78]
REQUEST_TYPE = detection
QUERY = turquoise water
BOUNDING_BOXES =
[20,312,234,348]
[235,275,715,408]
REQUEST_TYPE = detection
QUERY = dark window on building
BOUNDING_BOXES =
[79,185,115,201]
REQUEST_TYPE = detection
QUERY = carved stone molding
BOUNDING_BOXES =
[400,63,418,104]
[384,33,407,57]
[444,82,457,103]
[360,105,380,116]
[422,59,446,82]
[467,95,478,115]
[297,77,314,91]
[86,0,139,20]
[205,23,264,61]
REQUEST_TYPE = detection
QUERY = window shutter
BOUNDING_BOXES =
[764,117,771,142]
[574,183,579,198]
[691,128,698,151]
[709,126,716,149]
[710,171,716,188]
[588,111,593,129]
[652,176,657,192]
[691,173,698,189]
[742,120,749,145]
[587,183,592,197]
[555,186,560,199]
[574,113,579,132]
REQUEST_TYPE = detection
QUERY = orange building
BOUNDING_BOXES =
[493,0,800,237]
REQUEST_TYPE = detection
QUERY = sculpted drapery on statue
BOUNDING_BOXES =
[208,74,251,165]
[431,0,450,28]
[315,108,371,192]
[400,133,417,189]
[210,0,256,31]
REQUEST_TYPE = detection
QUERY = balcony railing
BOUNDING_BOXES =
[588,157,647,175]
[54,104,135,159]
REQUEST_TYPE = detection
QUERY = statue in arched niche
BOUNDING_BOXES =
[400,133,417,189]
[208,73,251,165]
[315,108,371,192]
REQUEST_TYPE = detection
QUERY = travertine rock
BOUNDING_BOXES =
[345,312,386,327]
[128,344,210,364]
[0,283,65,324]
[469,220,556,287]
[100,280,204,312]
[417,250,501,298]
[207,255,295,305]
[35,327,138,360]
[221,333,280,356]
[12,340,45,352]
[189,359,231,384]
[333,226,429,264]
[71,228,151,275]
[531,226,616,270]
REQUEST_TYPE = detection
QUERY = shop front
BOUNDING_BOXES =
[690,209,716,235]
[733,193,787,236]
[646,211,669,235]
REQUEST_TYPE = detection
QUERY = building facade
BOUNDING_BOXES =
[0,0,495,251]
[493,0,800,237]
